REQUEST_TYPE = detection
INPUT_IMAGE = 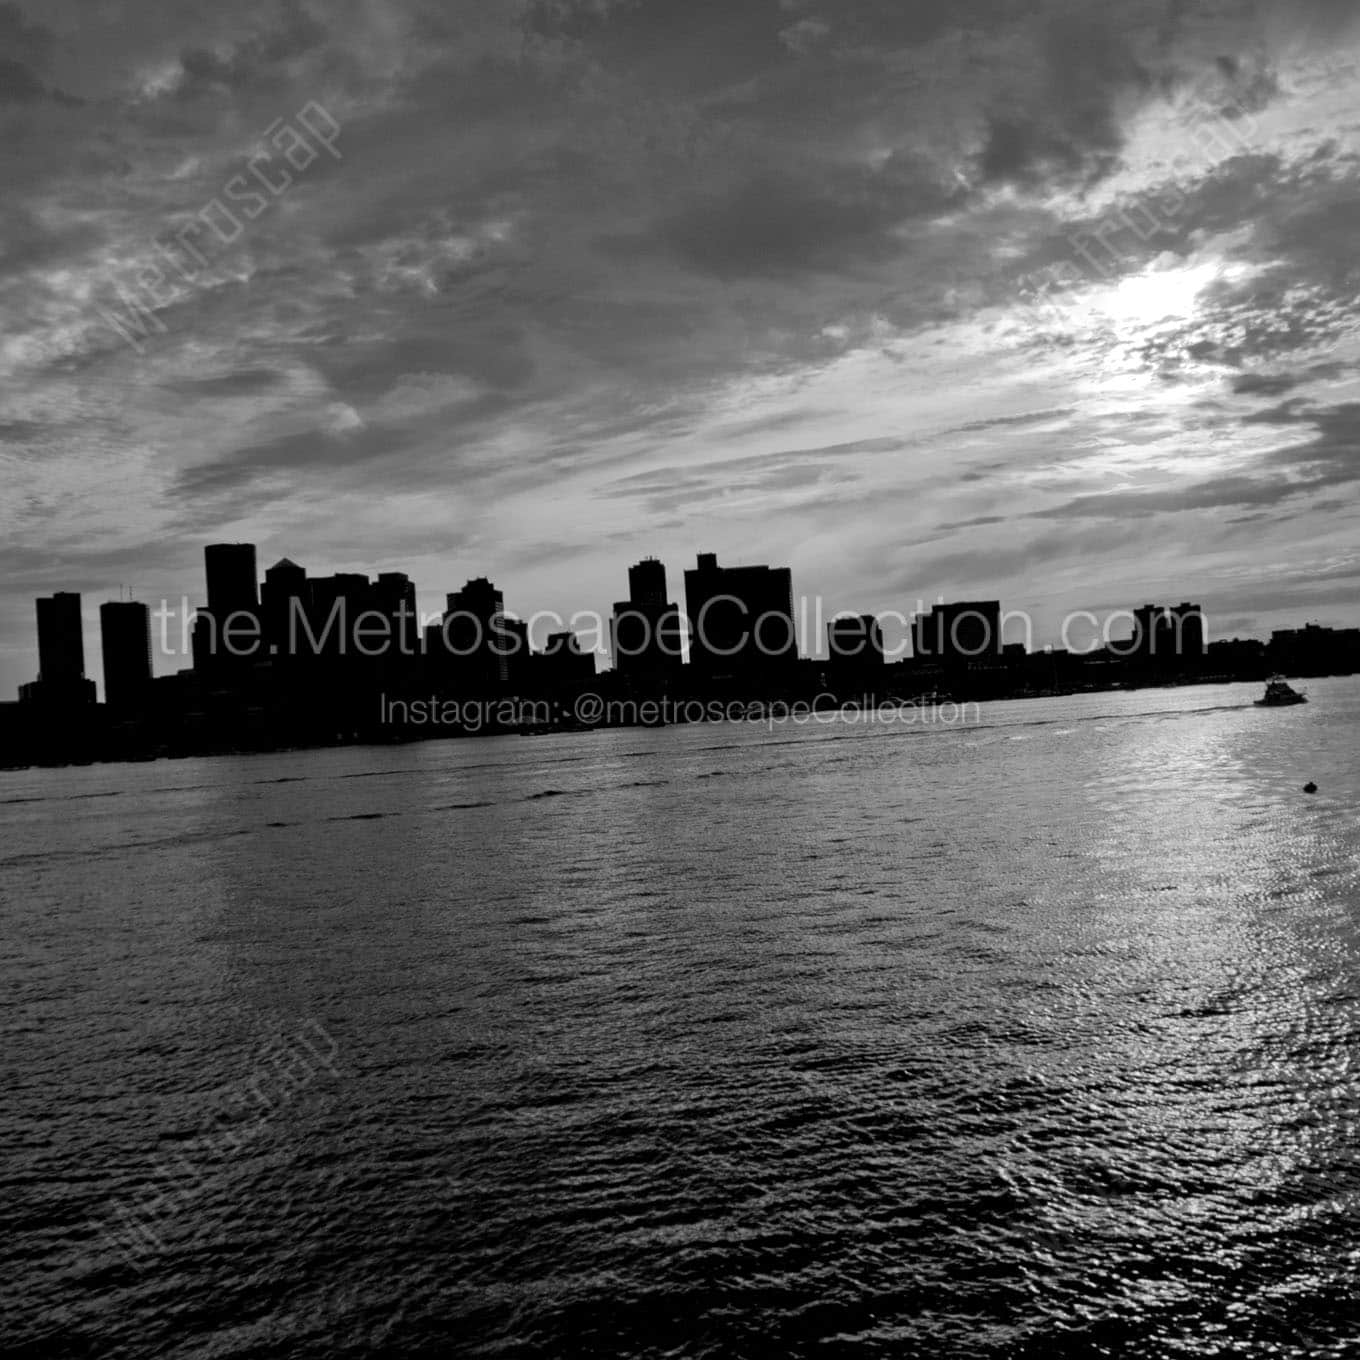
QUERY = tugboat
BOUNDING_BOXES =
[1255,675,1307,707]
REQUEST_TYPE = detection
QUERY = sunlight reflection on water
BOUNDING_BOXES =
[3,679,1359,1358]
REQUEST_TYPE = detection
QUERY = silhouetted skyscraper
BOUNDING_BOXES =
[828,615,885,668]
[440,578,511,691]
[306,574,370,663]
[194,544,262,676]
[20,592,96,708]
[913,602,1001,665]
[204,543,259,617]
[1131,604,1168,661]
[36,592,85,683]
[1128,603,1203,665]
[538,631,596,691]
[265,557,307,591]
[1269,622,1360,674]
[684,553,797,681]
[1169,603,1206,660]
[500,616,532,691]
[374,572,418,658]
[628,558,669,609]
[100,601,152,709]
[612,558,684,683]
[261,558,309,653]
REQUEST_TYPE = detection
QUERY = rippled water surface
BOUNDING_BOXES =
[5,680,1360,1358]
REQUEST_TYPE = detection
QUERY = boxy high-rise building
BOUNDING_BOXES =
[1129,603,1205,665]
[912,601,1002,666]
[627,558,669,609]
[611,558,685,682]
[261,558,309,655]
[439,578,512,692]
[1169,603,1206,660]
[195,544,262,676]
[20,592,96,707]
[683,553,798,680]
[100,601,153,709]
[827,615,886,668]
[204,543,259,617]
[37,592,86,683]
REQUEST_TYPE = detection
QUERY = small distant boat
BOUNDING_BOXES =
[1255,676,1307,707]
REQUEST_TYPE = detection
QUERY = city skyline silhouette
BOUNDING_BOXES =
[5,538,1357,766]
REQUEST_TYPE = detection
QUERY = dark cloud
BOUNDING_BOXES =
[1209,54,1278,115]
[0,203,111,291]
[0,418,45,443]
[530,0,793,95]
[774,0,1011,52]
[888,518,1159,600]
[0,536,205,597]
[940,515,1006,530]
[0,1,54,70]
[1284,0,1360,44]
[949,408,1076,435]
[1228,362,1346,396]
[169,427,364,500]
[1242,398,1319,426]
[308,326,537,403]
[1034,474,1315,520]
[0,52,81,105]
[601,437,904,513]
[649,167,945,279]
[0,55,45,102]
[1034,401,1360,522]
[1260,401,1360,485]
[166,385,516,506]
[161,367,290,397]
[169,1,329,99]
[977,8,1154,187]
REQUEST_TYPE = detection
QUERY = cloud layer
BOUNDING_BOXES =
[2,0,1359,692]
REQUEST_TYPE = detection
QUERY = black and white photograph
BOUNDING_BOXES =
[3,0,1360,1355]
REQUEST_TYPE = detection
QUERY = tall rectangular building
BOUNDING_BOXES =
[1169,603,1206,660]
[261,557,309,655]
[36,592,85,682]
[21,592,95,707]
[100,601,153,709]
[828,615,886,667]
[912,601,1002,665]
[1131,604,1168,660]
[204,543,259,616]
[1127,604,1204,664]
[683,553,798,680]
[374,572,418,657]
[539,632,596,689]
[627,558,669,608]
[196,543,261,675]
[439,578,511,691]
[307,574,370,660]
[611,558,684,681]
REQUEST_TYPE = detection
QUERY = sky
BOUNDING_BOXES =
[2,0,1359,695]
